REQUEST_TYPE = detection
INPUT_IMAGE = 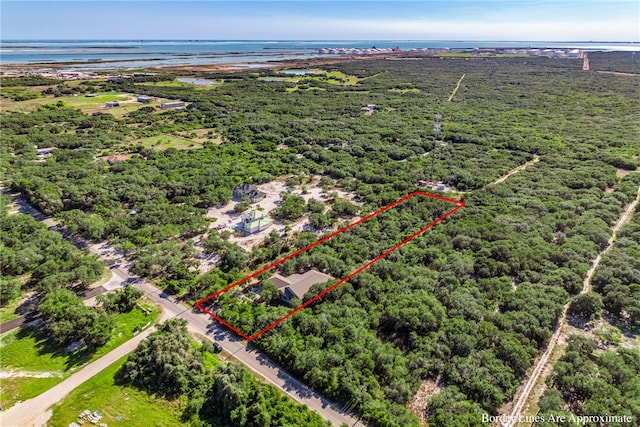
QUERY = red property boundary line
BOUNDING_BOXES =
[195,191,464,341]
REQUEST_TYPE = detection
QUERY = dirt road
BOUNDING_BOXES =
[488,155,540,187]
[583,53,590,71]
[448,73,466,101]
[582,184,640,293]
[503,183,640,427]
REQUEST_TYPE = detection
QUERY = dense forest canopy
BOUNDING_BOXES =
[536,335,640,427]
[1,53,639,426]
[118,318,331,426]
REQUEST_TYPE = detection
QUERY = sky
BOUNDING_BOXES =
[1,1,638,41]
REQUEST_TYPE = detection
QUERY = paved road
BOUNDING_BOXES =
[1,190,361,426]
[0,312,39,334]
[0,286,108,334]
[122,272,361,426]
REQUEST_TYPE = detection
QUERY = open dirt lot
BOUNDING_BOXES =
[204,177,359,253]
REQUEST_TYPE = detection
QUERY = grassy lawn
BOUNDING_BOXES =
[270,69,361,89]
[0,300,160,410]
[322,70,360,85]
[48,355,189,427]
[0,86,44,102]
[0,92,176,117]
[258,76,299,83]
[0,295,26,323]
[135,134,204,151]
[0,92,129,113]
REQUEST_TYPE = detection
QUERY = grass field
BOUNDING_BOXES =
[321,70,360,85]
[0,92,176,117]
[0,294,26,323]
[263,69,361,92]
[0,301,161,410]
[47,355,189,427]
[48,336,222,427]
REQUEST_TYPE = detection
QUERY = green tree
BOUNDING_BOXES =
[0,277,21,306]
[118,318,206,398]
[567,292,603,321]
[39,288,114,350]
[98,284,144,313]
[274,194,306,220]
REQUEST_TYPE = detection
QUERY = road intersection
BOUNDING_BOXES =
[1,191,360,427]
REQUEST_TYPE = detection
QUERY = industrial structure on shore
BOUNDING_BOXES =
[318,47,582,58]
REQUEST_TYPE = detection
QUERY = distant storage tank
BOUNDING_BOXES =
[568,49,581,58]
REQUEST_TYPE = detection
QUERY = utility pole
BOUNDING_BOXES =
[430,113,442,186]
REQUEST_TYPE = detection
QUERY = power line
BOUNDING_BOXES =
[430,113,442,185]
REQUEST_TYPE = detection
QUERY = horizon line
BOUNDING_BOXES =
[2,39,639,43]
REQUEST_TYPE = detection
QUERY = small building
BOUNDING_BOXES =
[160,101,186,109]
[241,210,272,234]
[137,95,154,103]
[105,101,120,108]
[269,270,334,303]
[233,183,266,203]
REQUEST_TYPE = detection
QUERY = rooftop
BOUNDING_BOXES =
[270,270,334,300]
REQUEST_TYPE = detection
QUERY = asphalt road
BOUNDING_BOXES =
[113,267,362,426]
[0,286,108,334]
[1,190,362,426]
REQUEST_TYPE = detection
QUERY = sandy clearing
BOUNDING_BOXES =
[448,73,466,102]
[0,370,64,379]
[202,178,360,254]
[407,378,441,424]
[488,154,540,187]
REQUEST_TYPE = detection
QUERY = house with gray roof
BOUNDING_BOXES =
[233,183,266,203]
[269,270,334,303]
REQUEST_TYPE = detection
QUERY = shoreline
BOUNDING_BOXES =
[4,43,632,75]
[0,53,395,76]
[2,45,634,77]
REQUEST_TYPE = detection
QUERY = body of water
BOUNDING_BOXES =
[1,40,638,70]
